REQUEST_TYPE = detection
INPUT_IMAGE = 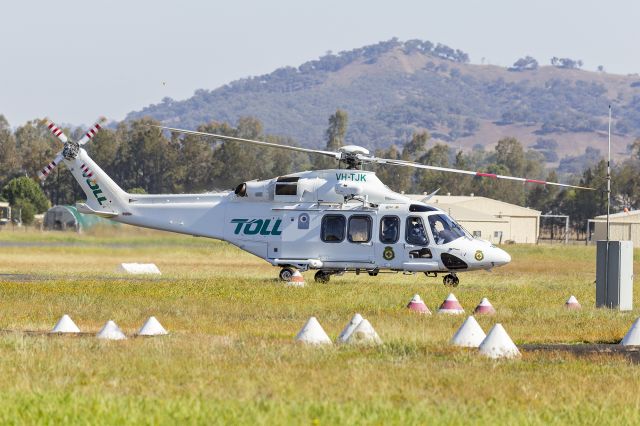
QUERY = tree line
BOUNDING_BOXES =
[0,110,638,235]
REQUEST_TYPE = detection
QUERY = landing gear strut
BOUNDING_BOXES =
[443,273,459,287]
[314,270,331,284]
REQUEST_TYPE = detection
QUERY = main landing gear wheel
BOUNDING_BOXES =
[279,267,295,282]
[314,271,331,284]
[443,274,459,287]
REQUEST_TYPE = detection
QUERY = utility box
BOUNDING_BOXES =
[596,240,633,310]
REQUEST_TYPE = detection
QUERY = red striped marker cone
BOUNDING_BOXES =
[564,295,581,310]
[474,297,496,315]
[407,294,431,314]
[287,270,305,287]
[438,293,464,314]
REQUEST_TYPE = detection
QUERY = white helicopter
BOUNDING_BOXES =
[38,118,592,285]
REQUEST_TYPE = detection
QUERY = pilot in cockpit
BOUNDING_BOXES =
[407,217,428,245]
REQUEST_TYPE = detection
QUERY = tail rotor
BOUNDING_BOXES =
[37,117,107,181]
[38,153,64,180]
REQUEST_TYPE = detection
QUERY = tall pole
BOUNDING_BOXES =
[604,105,612,306]
[607,105,612,241]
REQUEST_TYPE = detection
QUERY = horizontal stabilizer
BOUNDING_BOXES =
[76,202,118,218]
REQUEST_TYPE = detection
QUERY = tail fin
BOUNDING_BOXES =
[64,148,128,218]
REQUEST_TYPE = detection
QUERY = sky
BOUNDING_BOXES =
[1,0,638,127]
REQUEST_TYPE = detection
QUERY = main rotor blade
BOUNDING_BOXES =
[43,119,69,144]
[38,152,64,180]
[153,126,341,160]
[77,116,107,146]
[367,156,595,191]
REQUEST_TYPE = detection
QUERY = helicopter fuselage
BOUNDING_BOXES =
[68,154,511,281]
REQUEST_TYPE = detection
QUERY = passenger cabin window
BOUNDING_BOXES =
[275,176,299,196]
[321,215,346,243]
[405,216,429,246]
[348,215,372,243]
[428,214,466,245]
[380,216,400,244]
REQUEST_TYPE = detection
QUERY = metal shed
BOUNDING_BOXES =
[593,210,640,246]
[407,194,541,244]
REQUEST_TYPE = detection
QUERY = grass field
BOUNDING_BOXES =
[1,226,640,425]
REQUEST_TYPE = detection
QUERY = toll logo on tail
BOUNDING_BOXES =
[81,164,107,206]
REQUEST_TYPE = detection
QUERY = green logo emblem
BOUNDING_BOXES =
[474,250,484,261]
[231,219,283,236]
[383,246,395,261]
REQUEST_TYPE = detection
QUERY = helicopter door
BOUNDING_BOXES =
[344,214,375,263]
[376,215,403,269]
[400,216,438,272]
[315,213,375,268]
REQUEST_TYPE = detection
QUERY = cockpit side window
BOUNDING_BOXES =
[405,216,429,246]
[428,214,466,245]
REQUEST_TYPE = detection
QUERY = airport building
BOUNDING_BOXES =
[592,210,640,247]
[407,194,541,244]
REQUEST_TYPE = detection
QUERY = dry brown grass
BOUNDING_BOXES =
[0,228,639,424]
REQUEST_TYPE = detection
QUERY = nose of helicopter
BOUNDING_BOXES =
[492,247,511,266]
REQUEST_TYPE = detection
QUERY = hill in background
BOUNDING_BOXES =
[127,39,640,166]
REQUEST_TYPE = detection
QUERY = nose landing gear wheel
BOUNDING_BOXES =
[279,267,295,282]
[314,271,331,284]
[443,274,459,287]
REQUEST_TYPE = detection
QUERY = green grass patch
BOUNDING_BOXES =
[0,229,639,424]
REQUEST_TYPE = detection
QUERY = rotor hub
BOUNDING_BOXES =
[338,145,370,169]
[62,141,79,160]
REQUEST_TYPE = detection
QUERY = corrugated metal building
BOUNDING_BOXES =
[407,195,541,244]
[593,211,640,246]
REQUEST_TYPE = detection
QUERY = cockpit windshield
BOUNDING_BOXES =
[428,214,467,245]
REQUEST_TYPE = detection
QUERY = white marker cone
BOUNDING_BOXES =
[407,294,431,314]
[438,293,464,314]
[51,314,80,334]
[345,318,382,345]
[478,323,520,359]
[451,316,486,348]
[287,270,305,287]
[295,316,332,345]
[137,316,168,336]
[337,313,363,343]
[474,297,496,315]
[621,318,640,346]
[564,295,581,310]
[96,320,127,340]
